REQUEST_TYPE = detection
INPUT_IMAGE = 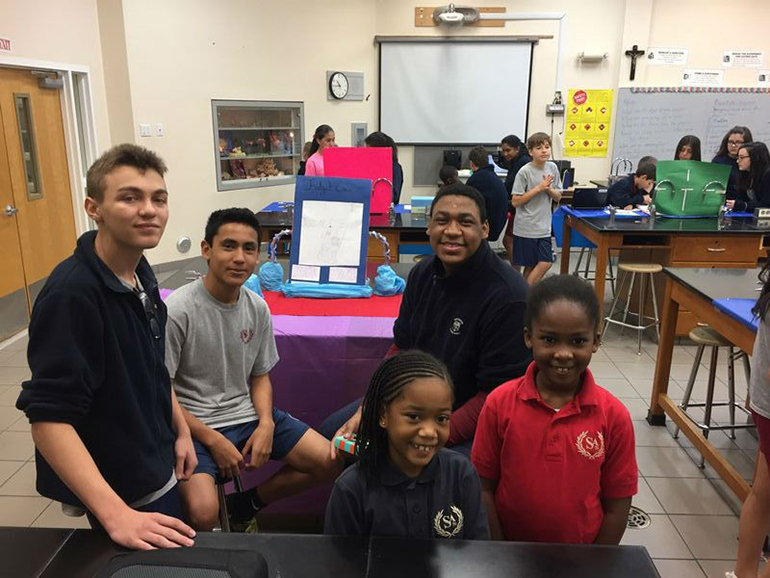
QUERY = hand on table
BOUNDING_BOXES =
[104,506,196,550]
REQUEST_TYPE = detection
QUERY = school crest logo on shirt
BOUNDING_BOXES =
[433,505,464,538]
[449,318,463,336]
[575,431,605,460]
[240,329,254,344]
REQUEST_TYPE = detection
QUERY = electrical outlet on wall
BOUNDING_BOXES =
[156,123,165,137]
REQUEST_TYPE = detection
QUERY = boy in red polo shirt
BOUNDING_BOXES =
[472,275,637,544]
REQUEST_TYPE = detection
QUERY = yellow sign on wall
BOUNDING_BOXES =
[564,89,613,158]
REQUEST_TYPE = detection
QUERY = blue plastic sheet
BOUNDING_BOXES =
[243,274,264,297]
[281,281,373,299]
[373,265,406,296]
[259,261,285,291]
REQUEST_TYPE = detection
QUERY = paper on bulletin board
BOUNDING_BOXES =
[758,70,770,88]
[646,47,688,66]
[297,200,364,267]
[723,50,764,69]
[564,89,613,158]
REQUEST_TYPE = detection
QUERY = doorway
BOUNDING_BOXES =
[0,67,78,340]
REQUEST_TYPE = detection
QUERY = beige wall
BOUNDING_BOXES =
[0,0,111,154]
[6,0,767,264]
[117,0,379,263]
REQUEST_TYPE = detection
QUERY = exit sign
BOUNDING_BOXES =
[0,38,11,53]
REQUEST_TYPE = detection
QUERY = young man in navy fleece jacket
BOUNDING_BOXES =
[324,184,531,456]
[16,144,197,550]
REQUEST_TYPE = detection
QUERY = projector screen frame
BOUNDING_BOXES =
[375,36,538,146]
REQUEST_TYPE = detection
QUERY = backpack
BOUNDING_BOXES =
[95,547,268,578]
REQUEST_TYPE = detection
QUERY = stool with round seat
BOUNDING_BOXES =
[601,263,662,355]
[673,325,753,467]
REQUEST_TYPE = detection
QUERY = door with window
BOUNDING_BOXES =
[0,67,77,340]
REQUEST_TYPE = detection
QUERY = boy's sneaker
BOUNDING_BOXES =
[226,491,261,533]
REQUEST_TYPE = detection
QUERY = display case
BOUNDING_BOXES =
[212,100,304,191]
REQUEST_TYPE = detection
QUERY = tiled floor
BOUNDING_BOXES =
[0,254,760,577]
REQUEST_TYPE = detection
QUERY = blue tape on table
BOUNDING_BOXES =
[260,202,294,213]
[713,298,758,332]
[561,207,646,219]
[394,204,411,214]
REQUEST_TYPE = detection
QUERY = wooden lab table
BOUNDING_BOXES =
[559,211,768,331]
[647,267,760,501]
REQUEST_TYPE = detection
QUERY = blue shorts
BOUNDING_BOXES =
[193,407,309,479]
[513,235,554,267]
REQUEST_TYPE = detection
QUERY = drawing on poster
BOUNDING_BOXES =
[298,200,364,266]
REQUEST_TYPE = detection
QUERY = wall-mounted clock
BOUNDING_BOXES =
[329,71,349,100]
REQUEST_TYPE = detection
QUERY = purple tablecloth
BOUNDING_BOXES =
[233,314,395,515]
[270,315,395,428]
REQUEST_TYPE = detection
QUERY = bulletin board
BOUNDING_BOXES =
[289,176,371,286]
[564,89,614,158]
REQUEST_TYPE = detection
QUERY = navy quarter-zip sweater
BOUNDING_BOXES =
[17,231,175,507]
[393,241,530,410]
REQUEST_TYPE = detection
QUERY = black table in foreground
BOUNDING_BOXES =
[2,527,660,578]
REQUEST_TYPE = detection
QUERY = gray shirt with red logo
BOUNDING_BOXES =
[165,278,279,428]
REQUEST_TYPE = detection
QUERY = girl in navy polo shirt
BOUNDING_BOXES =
[324,350,489,539]
[472,275,637,544]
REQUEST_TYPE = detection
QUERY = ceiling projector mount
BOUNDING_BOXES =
[432,4,480,26]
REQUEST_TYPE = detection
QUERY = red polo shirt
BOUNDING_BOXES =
[471,362,637,544]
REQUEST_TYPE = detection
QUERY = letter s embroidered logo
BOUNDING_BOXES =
[434,505,464,538]
[575,431,605,460]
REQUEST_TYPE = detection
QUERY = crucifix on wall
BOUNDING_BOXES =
[625,44,645,81]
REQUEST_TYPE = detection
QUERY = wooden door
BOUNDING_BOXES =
[0,67,77,339]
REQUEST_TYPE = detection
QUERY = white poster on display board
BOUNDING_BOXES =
[723,50,764,68]
[682,69,724,87]
[758,71,770,88]
[646,47,688,66]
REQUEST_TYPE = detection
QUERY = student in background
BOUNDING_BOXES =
[467,145,509,243]
[500,135,532,196]
[713,125,753,197]
[439,164,459,188]
[726,142,770,213]
[304,124,336,176]
[607,160,655,209]
[730,262,770,578]
[511,133,561,285]
[472,275,637,544]
[324,351,489,539]
[500,135,532,264]
[674,135,701,161]
[297,141,312,176]
[365,131,404,205]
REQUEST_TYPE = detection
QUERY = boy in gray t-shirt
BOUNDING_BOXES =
[511,132,562,285]
[166,208,341,531]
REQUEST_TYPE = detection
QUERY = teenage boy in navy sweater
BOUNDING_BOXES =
[16,144,197,550]
[467,145,509,242]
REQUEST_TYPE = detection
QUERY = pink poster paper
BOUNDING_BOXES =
[323,147,393,214]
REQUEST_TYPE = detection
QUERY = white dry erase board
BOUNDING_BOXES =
[612,87,770,166]
[378,38,533,145]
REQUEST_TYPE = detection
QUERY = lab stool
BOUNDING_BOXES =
[216,474,243,532]
[601,263,662,354]
[673,326,753,467]
[573,247,618,298]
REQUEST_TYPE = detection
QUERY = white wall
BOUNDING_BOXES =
[117,0,379,263]
[0,0,111,166]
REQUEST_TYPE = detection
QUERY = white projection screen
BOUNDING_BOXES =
[379,40,533,144]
